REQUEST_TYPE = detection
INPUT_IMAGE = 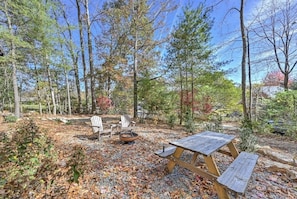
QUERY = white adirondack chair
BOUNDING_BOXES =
[90,116,115,140]
[120,114,136,132]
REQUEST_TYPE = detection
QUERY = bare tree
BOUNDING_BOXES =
[83,0,96,113]
[76,0,89,112]
[239,0,249,120]
[254,0,297,90]
[59,3,82,113]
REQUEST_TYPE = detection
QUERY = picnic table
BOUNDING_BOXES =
[155,131,258,199]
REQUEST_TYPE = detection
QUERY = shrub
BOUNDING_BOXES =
[167,114,177,129]
[239,120,257,152]
[96,96,113,113]
[0,119,59,197]
[184,111,196,133]
[4,114,17,123]
[0,119,87,198]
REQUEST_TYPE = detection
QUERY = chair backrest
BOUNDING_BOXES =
[121,114,132,128]
[90,116,103,133]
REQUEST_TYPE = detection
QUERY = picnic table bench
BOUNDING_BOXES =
[154,131,259,199]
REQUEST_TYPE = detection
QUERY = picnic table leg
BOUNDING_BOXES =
[227,142,239,158]
[204,155,230,199]
[191,152,199,164]
[167,147,184,173]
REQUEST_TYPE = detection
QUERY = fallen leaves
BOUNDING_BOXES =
[1,115,297,198]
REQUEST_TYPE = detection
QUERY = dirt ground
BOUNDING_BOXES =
[1,114,297,198]
[222,123,297,155]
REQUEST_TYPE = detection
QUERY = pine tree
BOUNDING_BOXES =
[166,3,213,124]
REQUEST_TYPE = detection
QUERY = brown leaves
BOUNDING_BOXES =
[1,115,297,198]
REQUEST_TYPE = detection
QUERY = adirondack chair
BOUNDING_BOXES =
[90,116,115,140]
[119,114,136,132]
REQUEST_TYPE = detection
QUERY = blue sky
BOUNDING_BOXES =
[65,0,294,84]
[157,0,275,83]
[175,0,266,83]
[168,0,293,84]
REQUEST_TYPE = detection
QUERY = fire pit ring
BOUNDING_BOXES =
[119,131,139,143]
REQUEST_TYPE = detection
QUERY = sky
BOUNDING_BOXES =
[155,0,276,83]
[177,0,267,84]
[65,0,296,84]
[169,0,295,84]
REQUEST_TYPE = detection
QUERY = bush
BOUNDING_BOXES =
[239,120,257,152]
[0,119,86,198]
[4,114,17,123]
[167,114,177,129]
[251,120,272,135]
[184,111,196,133]
[0,119,59,197]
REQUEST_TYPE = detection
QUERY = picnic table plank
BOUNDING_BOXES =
[169,131,235,156]
[217,152,259,194]
[154,146,176,158]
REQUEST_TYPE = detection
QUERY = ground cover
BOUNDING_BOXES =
[1,114,297,198]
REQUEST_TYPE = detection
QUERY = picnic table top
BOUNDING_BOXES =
[169,131,235,156]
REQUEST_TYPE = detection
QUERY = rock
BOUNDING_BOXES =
[59,118,68,123]
[259,158,297,181]
[256,145,296,166]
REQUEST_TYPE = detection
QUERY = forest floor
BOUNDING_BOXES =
[1,114,297,198]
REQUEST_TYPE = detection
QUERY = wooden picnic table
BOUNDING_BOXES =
[155,131,258,199]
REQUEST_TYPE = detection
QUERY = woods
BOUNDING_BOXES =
[0,0,297,134]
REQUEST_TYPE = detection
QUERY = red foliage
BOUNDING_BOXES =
[180,90,212,114]
[96,96,113,113]
[264,71,293,86]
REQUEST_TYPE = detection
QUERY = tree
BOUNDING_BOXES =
[95,0,129,104]
[58,1,82,113]
[1,0,22,118]
[239,0,249,120]
[76,0,89,112]
[83,0,96,113]
[97,0,176,118]
[263,71,293,86]
[166,3,213,124]
[0,0,58,117]
[254,0,297,91]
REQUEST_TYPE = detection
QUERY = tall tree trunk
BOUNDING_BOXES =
[179,67,183,125]
[34,63,43,115]
[191,65,194,119]
[76,0,89,112]
[84,0,96,113]
[73,55,82,113]
[4,1,20,118]
[61,7,82,113]
[65,68,72,115]
[247,29,252,120]
[240,0,248,120]
[284,72,289,91]
[46,59,56,115]
[133,32,138,118]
